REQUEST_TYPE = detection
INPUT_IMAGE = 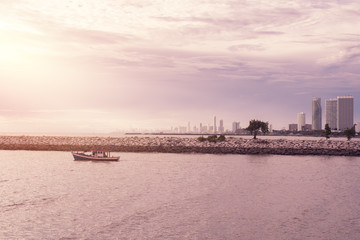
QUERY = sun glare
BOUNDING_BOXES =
[0,45,26,63]
[0,20,13,31]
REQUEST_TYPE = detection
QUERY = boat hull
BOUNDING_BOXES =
[72,152,119,161]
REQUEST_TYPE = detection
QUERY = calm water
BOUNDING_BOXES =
[1,151,360,240]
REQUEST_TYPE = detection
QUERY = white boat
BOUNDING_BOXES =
[72,149,119,161]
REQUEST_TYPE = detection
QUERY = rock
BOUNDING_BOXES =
[0,135,359,156]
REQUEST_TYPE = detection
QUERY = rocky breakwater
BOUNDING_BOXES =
[0,136,360,156]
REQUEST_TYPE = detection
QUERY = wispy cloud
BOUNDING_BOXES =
[228,44,266,52]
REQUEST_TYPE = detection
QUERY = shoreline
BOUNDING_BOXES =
[0,135,359,156]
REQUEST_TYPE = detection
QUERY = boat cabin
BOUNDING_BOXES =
[92,149,111,158]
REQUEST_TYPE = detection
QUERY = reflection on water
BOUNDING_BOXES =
[1,151,360,239]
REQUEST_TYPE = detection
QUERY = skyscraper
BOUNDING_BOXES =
[289,124,298,131]
[337,96,354,131]
[219,119,224,133]
[312,97,322,130]
[214,116,217,133]
[325,98,337,130]
[297,112,305,131]
[232,122,240,133]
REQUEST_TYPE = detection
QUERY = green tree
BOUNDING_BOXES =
[344,125,356,141]
[324,123,332,139]
[218,135,226,142]
[207,135,218,143]
[246,120,269,139]
[197,136,206,142]
[197,135,226,143]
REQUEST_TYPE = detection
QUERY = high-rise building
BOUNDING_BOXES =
[304,124,312,131]
[312,97,322,130]
[232,122,240,133]
[337,96,354,131]
[288,124,298,131]
[325,98,337,130]
[297,112,306,131]
[179,126,187,133]
[219,120,224,133]
[214,116,217,133]
[202,125,208,133]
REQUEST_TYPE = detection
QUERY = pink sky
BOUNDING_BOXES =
[1,0,360,133]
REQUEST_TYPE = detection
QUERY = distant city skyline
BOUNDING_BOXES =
[288,95,355,132]
[1,1,360,133]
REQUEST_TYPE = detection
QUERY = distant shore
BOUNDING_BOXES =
[0,135,360,156]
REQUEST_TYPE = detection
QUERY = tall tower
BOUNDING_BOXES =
[214,116,217,133]
[297,112,306,131]
[325,98,337,129]
[337,96,354,131]
[312,97,322,130]
[219,119,224,133]
[232,122,240,133]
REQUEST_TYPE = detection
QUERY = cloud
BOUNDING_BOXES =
[1,0,360,131]
[59,28,131,45]
[254,31,284,35]
[318,45,360,74]
[228,44,265,52]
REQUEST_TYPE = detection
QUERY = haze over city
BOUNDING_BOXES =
[1,0,360,133]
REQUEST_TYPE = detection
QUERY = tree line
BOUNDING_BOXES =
[197,120,357,142]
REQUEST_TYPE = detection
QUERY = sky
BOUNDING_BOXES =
[0,0,360,133]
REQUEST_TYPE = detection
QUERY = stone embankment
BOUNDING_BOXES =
[0,136,360,156]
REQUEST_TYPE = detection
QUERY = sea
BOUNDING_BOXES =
[1,150,360,240]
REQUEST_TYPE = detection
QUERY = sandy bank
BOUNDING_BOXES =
[0,136,359,156]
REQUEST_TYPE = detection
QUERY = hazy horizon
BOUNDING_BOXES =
[1,0,360,133]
